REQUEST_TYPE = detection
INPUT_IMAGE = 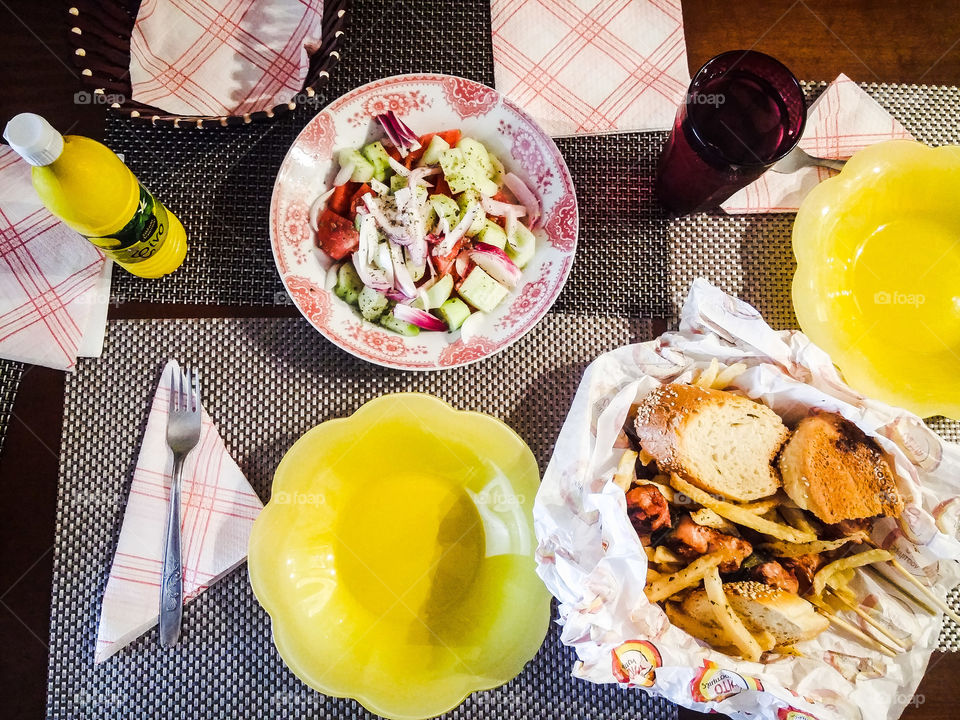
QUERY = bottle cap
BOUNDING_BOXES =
[3,113,65,166]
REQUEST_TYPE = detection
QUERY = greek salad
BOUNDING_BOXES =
[310,111,541,336]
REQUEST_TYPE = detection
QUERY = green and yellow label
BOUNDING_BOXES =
[87,185,171,264]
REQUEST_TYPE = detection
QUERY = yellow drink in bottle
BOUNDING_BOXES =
[3,113,187,278]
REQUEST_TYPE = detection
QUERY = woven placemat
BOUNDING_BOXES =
[0,360,24,458]
[47,314,679,720]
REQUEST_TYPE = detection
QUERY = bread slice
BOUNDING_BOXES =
[633,384,789,502]
[681,580,828,645]
[778,412,903,523]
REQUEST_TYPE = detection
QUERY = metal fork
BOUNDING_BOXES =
[770,145,847,174]
[159,364,202,647]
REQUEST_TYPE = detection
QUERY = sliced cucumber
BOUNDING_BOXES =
[424,273,454,309]
[457,190,486,237]
[390,174,408,193]
[476,219,507,249]
[361,141,392,182]
[457,137,494,177]
[338,149,375,183]
[420,135,450,166]
[429,194,460,231]
[488,151,505,183]
[334,262,364,305]
[358,285,388,321]
[457,267,509,313]
[507,222,537,269]
[379,311,420,336]
[439,148,498,196]
[438,297,472,331]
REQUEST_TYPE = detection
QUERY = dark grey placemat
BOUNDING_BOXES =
[48,315,678,720]
[0,359,24,458]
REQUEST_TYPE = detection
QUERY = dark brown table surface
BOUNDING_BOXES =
[1,1,958,718]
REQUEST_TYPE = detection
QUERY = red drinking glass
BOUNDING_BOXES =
[655,50,807,215]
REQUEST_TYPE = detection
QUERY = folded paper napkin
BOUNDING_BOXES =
[721,73,914,213]
[0,147,111,370]
[491,0,689,136]
[129,0,325,117]
[95,360,263,663]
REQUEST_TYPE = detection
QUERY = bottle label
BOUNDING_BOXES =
[86,185,171,264]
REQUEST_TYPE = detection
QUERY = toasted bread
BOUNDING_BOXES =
[633,384,789,502]
[681,580,828,645]
[778,412,903,523]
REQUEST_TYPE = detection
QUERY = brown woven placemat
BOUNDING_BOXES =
[0,360,24,459]
[48,315,678,719]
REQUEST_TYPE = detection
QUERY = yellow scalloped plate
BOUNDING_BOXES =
[247,394,550,720]
[792,140,960,419]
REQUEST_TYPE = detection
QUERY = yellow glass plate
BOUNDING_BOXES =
[248,393,550,720]
[792,140,960,419]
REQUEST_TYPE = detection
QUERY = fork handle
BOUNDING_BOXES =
[159,452,184,647]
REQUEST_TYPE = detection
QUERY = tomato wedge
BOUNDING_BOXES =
[328,181,359,216]
[349,184,372,216]
[434,239,463,276]
[405,129,463,166]
[315,209,359,260]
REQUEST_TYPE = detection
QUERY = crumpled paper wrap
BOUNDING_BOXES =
[535,279,960,720]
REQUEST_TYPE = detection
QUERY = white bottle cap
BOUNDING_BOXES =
[3,113,65,166]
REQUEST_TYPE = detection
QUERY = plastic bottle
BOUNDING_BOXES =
[3,113,187,278]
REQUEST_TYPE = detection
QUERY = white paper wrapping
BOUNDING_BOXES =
[535,279,960,720]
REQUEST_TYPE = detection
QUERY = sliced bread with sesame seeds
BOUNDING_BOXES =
[681,581,828,645]
[778,412,903,524]
[633,384,789,503]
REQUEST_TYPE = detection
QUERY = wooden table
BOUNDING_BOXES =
[1,1,957,718]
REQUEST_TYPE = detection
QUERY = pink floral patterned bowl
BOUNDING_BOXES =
[269,74,578,370]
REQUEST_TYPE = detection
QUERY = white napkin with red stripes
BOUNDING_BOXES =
[721,74,914,213]
[490,0,689,136]
[95,360,263,663]
[128,0,325,117]
[0,147,111,371]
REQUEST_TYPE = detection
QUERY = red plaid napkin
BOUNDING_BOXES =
[129,0,325,117]
[491,0,689,136]
[95,360,263,663]
[721,74,914,213]
[0,147,111,371]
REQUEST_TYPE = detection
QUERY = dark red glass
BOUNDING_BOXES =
[656,50,807,215]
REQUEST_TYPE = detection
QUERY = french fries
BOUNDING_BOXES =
[613,449,638,491]
[690,507,739,534]
[693,358,749,390]
[665,602,730,647]
[693,358,720,388]
[779,506,821,535]
[645,551,728,603]
[757,538,852,558]
[739,497,780,515]
[704,567,763,662]
[812,549,893,596]
[669,474,817,544]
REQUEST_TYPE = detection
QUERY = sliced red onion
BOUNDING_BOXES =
[390,243,417,298]
[502,172,541,227]
[408,166,440,186]
[480,194,526,218]
[455,253,471,278]
[385,289,408,302]
[505,210,519,247]
[393,303,447,331]
[324,262,340,291]
[334,162,355,187]
[433,206,478,257]
[469,243,522,289]
[309,188,335,231]
[459,311,486,342]
[364,193,406,238]
[375,111,421,157]
[425,233,441,245]
[354,216,392,292]
[387,154,410,178]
